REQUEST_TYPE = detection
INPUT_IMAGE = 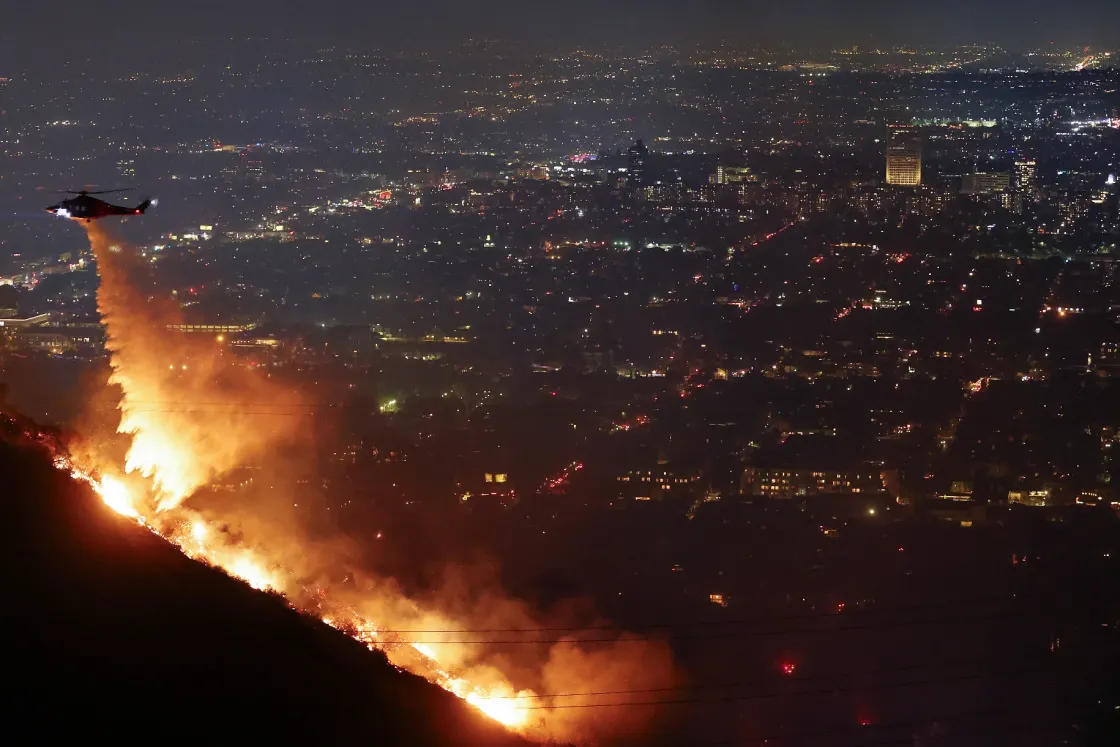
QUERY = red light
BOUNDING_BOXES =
[781,662,796,676]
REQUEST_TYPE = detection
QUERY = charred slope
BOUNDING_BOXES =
[0,438,534,745]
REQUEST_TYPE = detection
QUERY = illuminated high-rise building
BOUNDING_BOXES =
[1015,159,1037,193]
[885,125,922,187]
[627,139,650,188]
[712,165,754,185]
[962,171,1011,195]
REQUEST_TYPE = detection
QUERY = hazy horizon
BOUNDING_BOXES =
[1,0,1119,68]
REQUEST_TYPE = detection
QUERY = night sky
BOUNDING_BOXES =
[1,0,1119,61]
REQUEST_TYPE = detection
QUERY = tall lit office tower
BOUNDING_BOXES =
[712,165,754,185]
[885,125,922,186]
[627,139,650,188]
[1015,159,1037,193]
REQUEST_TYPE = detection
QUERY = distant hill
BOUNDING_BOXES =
[0,436,537,745]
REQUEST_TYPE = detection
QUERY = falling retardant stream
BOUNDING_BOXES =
[85,221,307,510]
[0,422,534,745]
[65,223,679,744]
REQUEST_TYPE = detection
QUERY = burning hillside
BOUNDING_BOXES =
[86,222,306,511]
[0,429,534,745]
[23,223,679,744]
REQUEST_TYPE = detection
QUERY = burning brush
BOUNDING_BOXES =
[2,223,679,743]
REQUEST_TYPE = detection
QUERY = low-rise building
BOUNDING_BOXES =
[740,467,890,498]
[616,456,705,501]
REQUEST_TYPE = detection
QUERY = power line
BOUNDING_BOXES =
[675,726,1053,747]
[509,666,1061,710]
[102,409,321,416]
[471,651,1072,700]
[89,398,490,414]
[659,709,1072,747]
[344,593,1046,633]
[93,405,326,415]
[350,609,1047,643]
[110,401,348,408]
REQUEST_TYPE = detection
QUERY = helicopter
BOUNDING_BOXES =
[44,188,155,222]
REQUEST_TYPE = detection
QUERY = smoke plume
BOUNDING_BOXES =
[78,222,680,742]
[86,222,306,510]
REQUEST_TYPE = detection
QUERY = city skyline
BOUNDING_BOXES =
[2,1,1120,64]
[1,11,1119,747]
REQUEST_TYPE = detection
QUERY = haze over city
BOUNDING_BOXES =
[4,0,1120,55]
[1,2,1119,745]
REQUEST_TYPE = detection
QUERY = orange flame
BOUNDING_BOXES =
[62,223,678,740]
[85,222,305,510]
[65,453,534,729]
[69,224,539,731]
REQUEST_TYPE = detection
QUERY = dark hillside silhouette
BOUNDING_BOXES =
[0,437,535,745]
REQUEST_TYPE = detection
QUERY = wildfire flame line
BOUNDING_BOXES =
[66,223,539,731]
[59,451,536,729]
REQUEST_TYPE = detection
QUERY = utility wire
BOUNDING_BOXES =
[342,593,1052,633]
[658,707,1073,747]
[508,665,1066,710]
[106,401,347,408]
[349,608,1056,643]
[470,649,1085,700]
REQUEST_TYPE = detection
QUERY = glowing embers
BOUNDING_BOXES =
[94,474,140,519]
[84,221,307,511]
[51,222,666,737]
[225,554,279,591]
